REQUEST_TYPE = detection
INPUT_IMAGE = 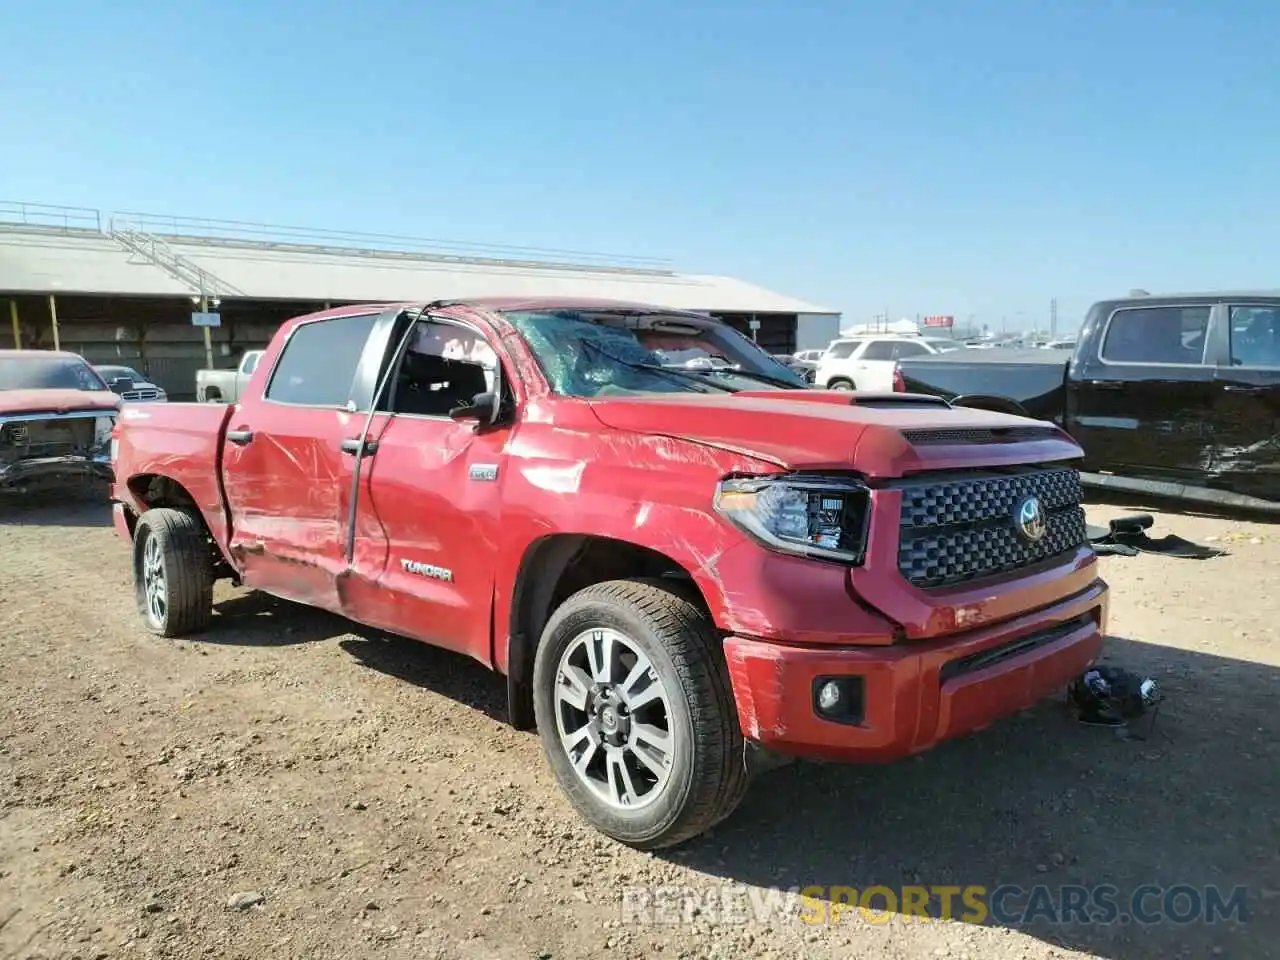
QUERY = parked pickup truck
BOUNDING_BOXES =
[111,297,1108,848]
[895,292,1280,513]
[1,350,118,494]
[195,350,263,403]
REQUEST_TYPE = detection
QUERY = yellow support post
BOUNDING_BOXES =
[8,300,19,350]
[48,294,60,351]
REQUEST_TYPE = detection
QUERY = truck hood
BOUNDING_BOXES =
[0,389,122,417]
[587,390,1083,478]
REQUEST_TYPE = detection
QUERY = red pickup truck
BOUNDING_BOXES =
[111,298,1108,848]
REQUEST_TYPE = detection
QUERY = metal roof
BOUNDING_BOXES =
[0,224,837,315]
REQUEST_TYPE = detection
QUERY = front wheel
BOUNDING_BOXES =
[532,579,748,849]
[133,508,214,637]
[827,378,855,391]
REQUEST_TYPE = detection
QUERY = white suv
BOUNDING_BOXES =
[815,335,959,391]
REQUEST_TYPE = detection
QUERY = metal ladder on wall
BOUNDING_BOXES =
[109,219,241,302]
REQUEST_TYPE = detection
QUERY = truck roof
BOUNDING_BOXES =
[1099,290,1280,305]
[284,297,722,329]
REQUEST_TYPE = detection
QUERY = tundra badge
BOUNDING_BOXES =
[400,559,454,582]
[470,464,499,482]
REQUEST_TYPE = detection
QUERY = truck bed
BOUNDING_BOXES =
[897,349,1069,422]
[112,401,236,546]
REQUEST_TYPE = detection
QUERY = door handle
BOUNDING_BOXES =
[225,429,254,445]
[340,437,378,456]
[1222,384,1265,395]
[1086,380,1124,390]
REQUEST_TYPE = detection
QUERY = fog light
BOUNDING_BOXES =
[812,676,865,725]
[817,681,841,711]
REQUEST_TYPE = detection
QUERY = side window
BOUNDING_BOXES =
[860,341,897,361]
[825,341,857,360]
[242,352,259,375]
[264,313,379,406]
[1100,306,1211,364]
[893,341,930,360]
[1228,306,1280,369]
[379,319,496,417]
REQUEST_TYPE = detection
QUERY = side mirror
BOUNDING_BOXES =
[449,391,499,424]
[109,376,134,394]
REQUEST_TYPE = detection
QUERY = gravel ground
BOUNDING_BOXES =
[1,493,1277,960]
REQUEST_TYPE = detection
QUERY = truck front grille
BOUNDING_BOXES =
[121,388,160,401]
[896,467,1087,589]
[0,417,97,460]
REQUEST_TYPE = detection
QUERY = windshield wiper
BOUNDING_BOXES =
[579,340,738,393]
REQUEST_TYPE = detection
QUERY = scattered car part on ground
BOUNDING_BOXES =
[111,296,1108,849]
[1086,513,1226,559]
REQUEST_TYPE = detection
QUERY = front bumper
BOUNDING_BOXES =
[722,578,1107,762]
[0,455,113,493]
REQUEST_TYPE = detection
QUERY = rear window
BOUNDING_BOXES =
[894,341,931,359]
[264,314,379,406]
[1101,306,1210,364]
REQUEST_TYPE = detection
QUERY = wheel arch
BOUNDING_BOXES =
[503,533,712,730]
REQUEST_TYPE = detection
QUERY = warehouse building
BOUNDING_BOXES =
[0,203,841,399]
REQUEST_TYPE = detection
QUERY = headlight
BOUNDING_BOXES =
[93,415,115,453]
[713,474,870,563]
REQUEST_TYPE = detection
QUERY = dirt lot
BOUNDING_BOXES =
[1,495,1277,960]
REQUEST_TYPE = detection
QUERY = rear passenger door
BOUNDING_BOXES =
[1068,304,1217,480]
[222,312,383,611]
[1210,303,1280,500]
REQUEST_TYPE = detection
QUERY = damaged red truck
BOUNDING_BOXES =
[111,298,1108,848]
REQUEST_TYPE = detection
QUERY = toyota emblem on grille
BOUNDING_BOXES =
[1015,496,1047,542]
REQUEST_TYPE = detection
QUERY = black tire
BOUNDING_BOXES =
[532,578,748,849]
[133,507,214,637]
[827,378,855,391]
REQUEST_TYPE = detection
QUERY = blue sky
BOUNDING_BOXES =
[3,0,1277,331]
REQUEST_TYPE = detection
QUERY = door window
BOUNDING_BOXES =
[1100,306,1211,365]
[860,341,896,361]
[824,341,857,360]
[1228,306,1280,369]
[264,313,379,406]
[378,319,496,417]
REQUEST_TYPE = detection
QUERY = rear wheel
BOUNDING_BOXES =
[532,579,748,849]
[827,377,855,390]
[133,508,214,637]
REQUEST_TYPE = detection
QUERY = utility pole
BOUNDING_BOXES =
[200,292,214,370]
[1050,297,1058,339]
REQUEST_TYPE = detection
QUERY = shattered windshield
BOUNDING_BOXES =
[503,310,808,398]
[0,357,110,391]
